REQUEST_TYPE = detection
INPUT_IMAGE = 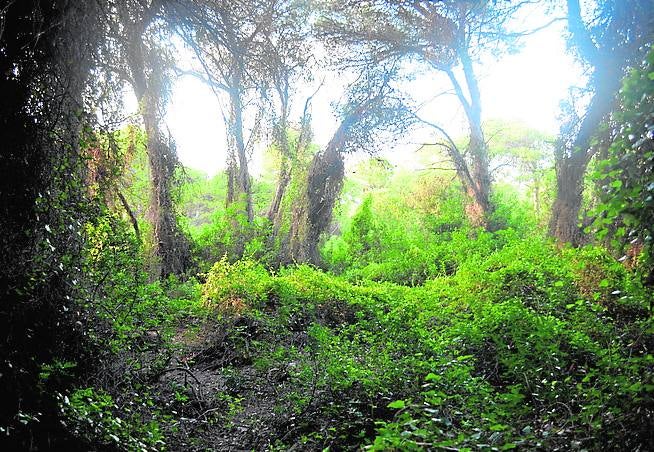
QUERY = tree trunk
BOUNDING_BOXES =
[117,191,141,240]
[548,151,586,245]
[268,93,312,238]
[0,1,101,447]
[267,157,291,222]
[226,149,237,206]
[548,0,627,245]
[267,114,293,224]
[127,32,189,278]
[288,143,344,265]
[142,91,189,277]
[533,176,541,219]
[465,124,493,228]
[548,70,622,244]
[227,84,253,222]
[444,46,494,229]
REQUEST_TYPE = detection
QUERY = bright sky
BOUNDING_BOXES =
[163,11,583,177]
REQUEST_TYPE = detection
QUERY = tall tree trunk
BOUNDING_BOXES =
[548,69,622,244]
[466,123,493,228]
[267,157,291,222]
[226,148,237,206]
[548,151,587,244]
[127,30,189,278]
[268,91,313,236]
[443,46,494,229]
[227,84,253,222]
[548,0,627,245]
[533,174,542,219]
[142,94,188,277]
[267,112,292,223]
[0,1,100,447]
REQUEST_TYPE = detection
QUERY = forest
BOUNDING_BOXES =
[1,0,653,450]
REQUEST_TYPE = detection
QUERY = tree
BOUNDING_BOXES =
[485,119,554,220]
[549,0,654,244]
[176,0,281,222]
[101,0,190,277]
[259,3,314,230]
[319,0,527,228]
[592,47,654,283]
[287,66,412,265]
[0,0,105,447]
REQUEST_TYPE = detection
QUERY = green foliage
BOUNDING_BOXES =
[590,47,654,263]
[59,388,167,450]
[176,171,277,267]
[203,257,272,310]
[35,88,653,452]
[323,165,473,284]
[344,196,381,260]
[194,230,653,449]
[490,183,540,234]
[84,211,203,350]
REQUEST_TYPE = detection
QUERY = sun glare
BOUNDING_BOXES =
[165,15,583,176]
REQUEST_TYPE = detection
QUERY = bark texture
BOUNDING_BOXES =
[288,143,344,265]
[443,53,494,229]
[124,7,190,278]
[548,0,627,244]
[227,83,254,221]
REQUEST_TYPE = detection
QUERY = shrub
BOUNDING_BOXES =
[203,257,272,312]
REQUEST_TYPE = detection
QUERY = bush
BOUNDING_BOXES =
[203,257,272,312]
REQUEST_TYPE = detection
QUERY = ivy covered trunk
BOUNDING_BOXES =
[288,144,344,265]
[465,125,493,228]
[127,32,189,278]
[0,0,101,447]
[142,92,189,277]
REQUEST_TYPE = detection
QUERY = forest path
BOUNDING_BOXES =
[154,314,329,451]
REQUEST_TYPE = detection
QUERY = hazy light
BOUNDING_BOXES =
[165,14,583,176]
[166,76,225,176]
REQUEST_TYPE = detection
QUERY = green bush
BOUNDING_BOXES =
[203,257,272,311]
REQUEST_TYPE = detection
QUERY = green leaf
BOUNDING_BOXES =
[387,400,406,409]
[628,382,642,392]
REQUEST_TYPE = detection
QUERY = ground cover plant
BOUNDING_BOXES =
[2,1,654,451]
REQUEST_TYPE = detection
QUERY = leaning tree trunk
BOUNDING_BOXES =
[548,66,622,245]
[288,143,344,265]
[548,0,628,245]
[267,157,291,222]
[267,113,292,223]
